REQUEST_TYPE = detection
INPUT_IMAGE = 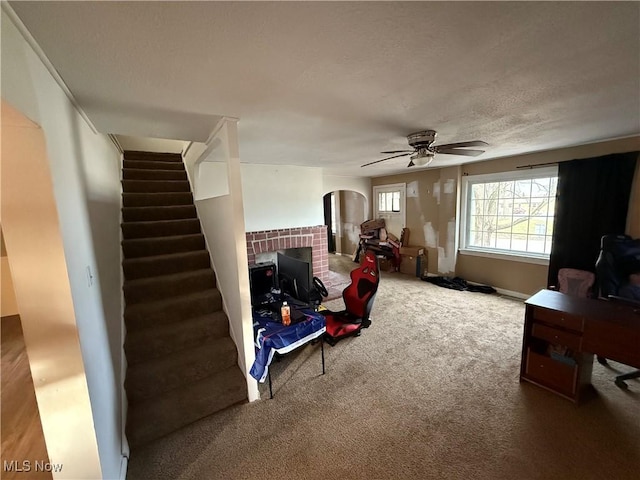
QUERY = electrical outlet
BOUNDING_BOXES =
[86,266,94,287]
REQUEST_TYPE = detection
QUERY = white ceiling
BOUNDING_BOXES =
[8,1,640,177]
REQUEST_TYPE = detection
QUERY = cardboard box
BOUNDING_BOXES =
[361,218,386,231]
[378,257,396,272]
[399,253,428,277]
[400,246,425,257]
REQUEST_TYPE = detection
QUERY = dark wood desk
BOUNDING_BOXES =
[520,289,640,402]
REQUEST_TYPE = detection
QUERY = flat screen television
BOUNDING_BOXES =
[277,252,312,303]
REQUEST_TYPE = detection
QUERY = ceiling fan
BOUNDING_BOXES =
[361,130,488,168]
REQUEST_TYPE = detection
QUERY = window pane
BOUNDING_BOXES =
[515,179,531,197]
[379,192,386,211]
[496,232,511,250]
[392,191,400,212]
[464,170,557,259]
[527,235,546,253]
[472,183,485,199]
[496,216,513,234]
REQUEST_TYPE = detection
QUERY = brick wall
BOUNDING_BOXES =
[246,225,329,282]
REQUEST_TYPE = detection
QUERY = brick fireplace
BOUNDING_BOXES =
[246,225,329,282]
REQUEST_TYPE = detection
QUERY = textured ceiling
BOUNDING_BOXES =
[8,1,640,177]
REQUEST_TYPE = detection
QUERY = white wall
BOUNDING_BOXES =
[242,164,324,231]
[2,11,124,479]
[322,174,372,219]
[184,122,259,402]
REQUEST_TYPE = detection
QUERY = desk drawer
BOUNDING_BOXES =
[532,323,582,351]
[532,307,584,332]
[525,350,577,395]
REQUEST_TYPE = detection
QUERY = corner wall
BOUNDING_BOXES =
[2,10,124,479]
[183,122,259,402]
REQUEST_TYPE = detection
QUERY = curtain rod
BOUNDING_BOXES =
[516,161,559,169]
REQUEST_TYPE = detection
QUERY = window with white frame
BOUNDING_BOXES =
[460,167,558,260]
[378,190,401,212]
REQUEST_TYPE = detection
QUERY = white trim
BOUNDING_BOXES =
[118,150,130,461]
[373,183,406,231]
[119,455,128,480]
[2,2,99,134]
[109,134,124,154]
[459,248,550,266]
[464,166,558,184]
[493,288,529,300]
[459,166,558,260]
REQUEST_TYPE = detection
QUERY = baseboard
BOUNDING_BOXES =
[492,287,529,300]
[422,273,528,300]
[119,455,128,480]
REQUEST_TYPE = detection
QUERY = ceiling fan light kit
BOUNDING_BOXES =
[361,129,488,169]
[409,149,434,166]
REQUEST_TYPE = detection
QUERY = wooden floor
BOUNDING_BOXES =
[1,315,52,480]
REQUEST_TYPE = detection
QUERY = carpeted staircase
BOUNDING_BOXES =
[121,151,247,448]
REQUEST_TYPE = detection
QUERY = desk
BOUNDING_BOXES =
[250,308,326,398]
[520,289,640,402]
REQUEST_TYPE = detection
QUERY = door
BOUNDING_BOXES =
[373,183,406,238]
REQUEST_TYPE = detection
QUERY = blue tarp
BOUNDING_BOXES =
[250,309,325,382]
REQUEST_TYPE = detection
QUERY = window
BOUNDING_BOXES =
[460,167,558,262]
[378,191,400,212]
[373,184,406,238]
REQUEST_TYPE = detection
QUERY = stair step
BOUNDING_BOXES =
[124,312,230,365]
[124,269,216,304]
[126,365,247,448]
[122,205,197,222]
[122,218,201,239]
[123,151,183,162]
[123,159,185,171]
[125,289,223,332]
[126,337,238,402]
[123,250,210,279]
[122,179,191,193]
[122,192,194,207]
[122,233,205,259]
[123,168,188,181]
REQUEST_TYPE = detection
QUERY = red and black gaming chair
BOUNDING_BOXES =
[322,250,380,346]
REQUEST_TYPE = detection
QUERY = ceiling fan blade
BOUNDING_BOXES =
[361,152,412,167]
[380,149,414,154]
[433,140,488,150]
[434,147,485,157]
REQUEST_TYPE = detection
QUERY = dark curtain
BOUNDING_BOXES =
[547,151,638,286]
[323,193,335,253]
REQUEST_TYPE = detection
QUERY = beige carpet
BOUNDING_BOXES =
[324,253,357,301]
[126,268,639,480]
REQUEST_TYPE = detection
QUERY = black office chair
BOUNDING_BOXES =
[595,234,640,389]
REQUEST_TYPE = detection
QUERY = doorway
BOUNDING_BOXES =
[322,190,367,300]
[373,183,406,240]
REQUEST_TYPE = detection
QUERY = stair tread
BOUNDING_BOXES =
[125,289,220,314]
[122,205,194,211]
[124,268,213,288]
[123,168,187,174]
[122,233,203,244]
[122,249,208,264]
[124,312,229,365]
[123,151,183,162]
[126,365,247,447]
[123,179,189,184]
[125,311,228,345]
[126,336,237,394]
[121,218,199,227]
